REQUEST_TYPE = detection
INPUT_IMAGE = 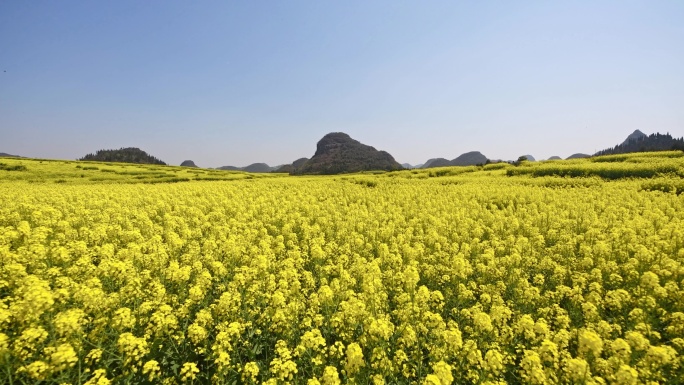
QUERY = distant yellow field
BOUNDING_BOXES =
[0,157,283,185]
[1,153,683,384]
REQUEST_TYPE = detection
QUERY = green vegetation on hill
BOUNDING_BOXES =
[79,147,166,165]
[595,132,684,156]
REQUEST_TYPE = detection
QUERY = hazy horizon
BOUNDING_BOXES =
[2,1,683,168]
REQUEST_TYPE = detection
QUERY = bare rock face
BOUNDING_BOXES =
[181,160,198,167]
[297,133,402,175]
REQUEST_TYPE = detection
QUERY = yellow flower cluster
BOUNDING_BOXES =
[180,362,199,382]
[117,332,149,369]
[1,152,684,383]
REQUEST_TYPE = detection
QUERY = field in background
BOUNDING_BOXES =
[1,152,683,384]
[0,158,280,184]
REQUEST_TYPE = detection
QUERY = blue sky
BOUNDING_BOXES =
[1,1,683,167]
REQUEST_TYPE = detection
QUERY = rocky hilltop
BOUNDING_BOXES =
[296,133,402,174]
[620,130,648,146]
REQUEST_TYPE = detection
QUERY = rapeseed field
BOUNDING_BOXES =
[1,153,683,384]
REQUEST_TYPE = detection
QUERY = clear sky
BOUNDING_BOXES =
[1,1,683,167]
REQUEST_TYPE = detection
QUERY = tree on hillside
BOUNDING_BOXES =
[79,148,166,165]
[513,156,528,166]
[594,133,684,156]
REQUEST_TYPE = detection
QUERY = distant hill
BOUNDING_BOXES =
[0,152,20,158]
[451,151,487,166]
[422,158,450,168]
[292,158,309,169]
[566,153,591,159]
[402,163,425,169]
[216,162,290,173]
[242,163,272,173]
[400,163,424,169]
[217,165,241,171]
[296,132,402,174]
[422,151,488,168]
[621,129,647,146]
[595,131,684,156]
[180,160,198,167]
[519,155,535,161]
[216,163,273,173]
[274,164,295,173]
[547,156,562,160]
[79,148,166,165]
[274,157,310,174]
